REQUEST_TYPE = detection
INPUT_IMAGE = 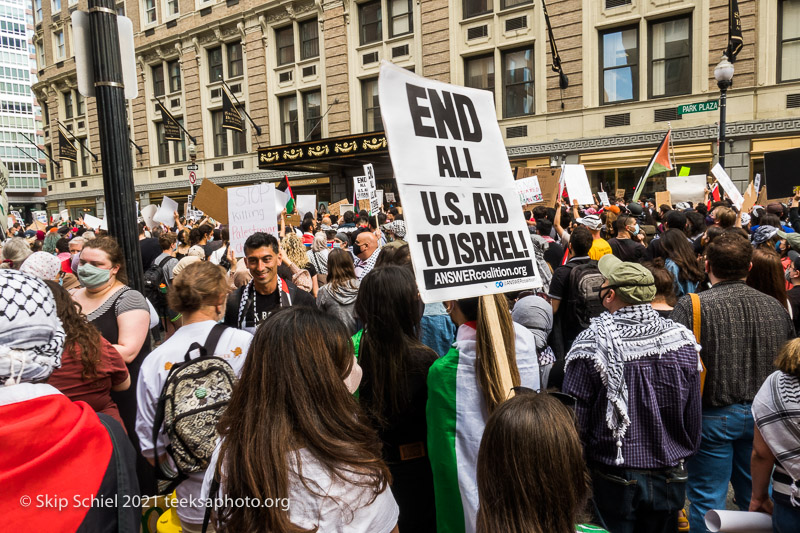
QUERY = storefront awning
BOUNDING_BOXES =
[751,136,800,159]
[579,142,713,170]
[257,131,389,173]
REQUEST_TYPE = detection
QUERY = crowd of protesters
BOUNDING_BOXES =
[2,188,800,533]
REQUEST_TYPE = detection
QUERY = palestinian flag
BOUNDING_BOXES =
[632,130,673,202]
[427,325,541,533]
[276,175,295,213]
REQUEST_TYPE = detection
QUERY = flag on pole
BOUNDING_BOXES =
[725,0,743,62]
[221,88,244,132]
[58,129,77,162]
[632,130,673,202]
[158,102,183,141]
[276,175,295,213]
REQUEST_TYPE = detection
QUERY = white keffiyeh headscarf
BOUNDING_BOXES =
[0,270,65,385]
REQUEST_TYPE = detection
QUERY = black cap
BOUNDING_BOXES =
[627,202,643,216]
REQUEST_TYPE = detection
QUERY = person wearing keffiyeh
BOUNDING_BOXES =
[563,254,702,533]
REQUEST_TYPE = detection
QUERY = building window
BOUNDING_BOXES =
[156,123,169,164]
[279,95,298,143]
[779,0,800,82]
[503,47,534,118]
[208,47,223,82]
[80,139,89,175]
[303,90,322,141]
[63,91,73,119]
[650,16,691,97]
[362,78,381,132]
[463,0,491,19]
[175,119,187,162]
[36,42,45,69]
[227,42,243,78]
[152,64,165,97]
[389,0,412,37]
[52,0,61,11]
[300,18,319,60]
[168,59,181,92]
[601,26,638,104]
[35,0,42,22]
[76,92,85,116]
[54,30,64,60]
[166,0,178,17]
[501,0,532,8]
[360,0,382,45]
[276,26,294,66]
[70,158,78,178]
[230,112,247,155]
[144,0,156,24]
[464,54,495,95]
[211,110,227,157]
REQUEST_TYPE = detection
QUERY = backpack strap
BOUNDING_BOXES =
[203,323,228,357]
[689,292,707,397]
[96,415,136,533]
[202,469,221,533]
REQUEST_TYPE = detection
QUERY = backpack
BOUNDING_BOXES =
[565,260,605,330]
[151,324,237,494]
[143,256,172,313]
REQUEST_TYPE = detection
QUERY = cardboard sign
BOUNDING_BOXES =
[711,163,744,210]
[227,183,277,257]
[615,188,626,199]
[516,167,561,207]
[598,191,610,206]
[562,165,593,206]
[655,190,672,208]
[296,194,317,220]
[740,181,758,218]
[379,61,541,302]
[153,196,178,226]
[667,175,706,205]
[515,176,543,205]
[764,148,800,199]
[757,185,768,206]
[193,179,229,224]
[328,198,348,217]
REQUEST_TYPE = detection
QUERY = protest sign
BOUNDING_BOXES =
[83,213,103,230]
[153,196,178,226]
[598,191,610,206]
[296,195,317,220]
[386,192,396,203]
[764,148,800,199]
[33,210,47,224]
[757,185,768,206]
[340,203,354,214]
[740,181,757,217]
[667,175,706,205]
[227,183,277,257]
[60,209,69,222]
[655,190,672,208]
[562,165,593,206]
[679,166,691,176]
[515,167,561,207]
[754,173,762,193]
[193,179,229,224]
[711,163,744,210]
[354,176,370,200]
[328,198,347,216]
[379,61,540,302]
[615,188,626,199]
[364,164,381,215]
[514,176,543,205]
[141,204,158,229]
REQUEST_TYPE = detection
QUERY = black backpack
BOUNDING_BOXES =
[152,324,237,495]
[143,256,171,313]
[565,260,605,330]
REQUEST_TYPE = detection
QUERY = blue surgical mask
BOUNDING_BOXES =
[208,236,214,242]
[776,241,783,253]
[77,263,112,289]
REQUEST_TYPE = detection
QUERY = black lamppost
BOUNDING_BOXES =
[714,56,735,169]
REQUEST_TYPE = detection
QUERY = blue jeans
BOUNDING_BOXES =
[773,500,800,533]
[687,403,754,533]
[590,463,688,533]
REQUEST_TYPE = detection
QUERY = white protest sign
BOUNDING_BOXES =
[379,61,541,302]
[153,196,178,226]
[60,209,69,222]
[667,175,707,205]
[711,163,744,210]
[296,194,317,220]
[227,183,278,257]
[141,204,158,229]
[562,165,593,205]
[754,173,762,193]
[598,191,610,206]
[100,218,108,231]
[33,210,47,224]
[386,192,396,203]
[274,188,289,214]
[354,176,371,200]
[364,164,380,215]
[515,176,543,205]
[83,213,103,230]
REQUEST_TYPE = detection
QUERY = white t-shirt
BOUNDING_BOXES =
[135,320,252,525]
[201,445,398,533]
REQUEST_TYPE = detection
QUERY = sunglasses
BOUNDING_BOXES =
[511,386,577,410]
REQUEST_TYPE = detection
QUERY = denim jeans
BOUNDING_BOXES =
[773,500,800,533]
[590,463,688,533]
[687,403,754,533]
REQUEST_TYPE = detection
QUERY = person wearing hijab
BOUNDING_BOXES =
[19,251,62,281]
[511,295,556,388]
[0,270,139,531]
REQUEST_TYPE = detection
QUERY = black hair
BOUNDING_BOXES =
[301,219,315,233]
[536,218,553,237]
[665,210,687,231]
[55,237,69,254]
[244,232,280,254]
[343,211,355,224]
[686,211,706,235]
[569,226,593,257]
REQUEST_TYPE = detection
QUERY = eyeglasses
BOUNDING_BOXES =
[511,386,577,410]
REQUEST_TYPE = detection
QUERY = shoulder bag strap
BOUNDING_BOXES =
[204,323,228,356]
[96,416,130,533]
[202,470,221,533]
[689,292,707,397]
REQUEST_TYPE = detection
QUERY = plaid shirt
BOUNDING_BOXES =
[563,314,702,469]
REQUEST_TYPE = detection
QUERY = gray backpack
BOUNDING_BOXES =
[152,324,237,494]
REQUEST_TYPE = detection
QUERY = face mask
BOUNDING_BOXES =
[786,269,794,282]
[628,224,639,236]
[208,236,214,242]
[77,263,112,289]
[776,241,783,253]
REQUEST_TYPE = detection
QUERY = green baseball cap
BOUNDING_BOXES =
[597,254,657,304]
[777,230,800,252]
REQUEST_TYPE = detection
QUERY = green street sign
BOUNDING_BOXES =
[677,100,719,115]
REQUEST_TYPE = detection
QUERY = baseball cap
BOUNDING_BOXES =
[777,230,800,252]
[575,214,603,231]
[597,254,656,305]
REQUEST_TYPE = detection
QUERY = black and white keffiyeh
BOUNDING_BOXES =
[0,270,65,385]
[566,304,699,465]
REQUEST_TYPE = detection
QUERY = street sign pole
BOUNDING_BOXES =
[88,0,143,292]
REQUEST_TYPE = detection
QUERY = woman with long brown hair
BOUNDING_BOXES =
[476,393,607,533]
[747,247,790,311]
[317,247,360,334]
[428,294,540,533]
[45,280,130,427]
[661,228,706,297]
[202,306,398,532]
